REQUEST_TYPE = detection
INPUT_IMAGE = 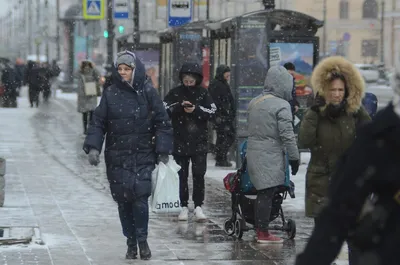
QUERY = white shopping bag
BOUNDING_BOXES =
[151,156,181,213]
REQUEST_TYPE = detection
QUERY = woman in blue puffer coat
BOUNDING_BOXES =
[83,51,173,260]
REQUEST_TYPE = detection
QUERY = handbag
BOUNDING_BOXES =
[81,75,97,96]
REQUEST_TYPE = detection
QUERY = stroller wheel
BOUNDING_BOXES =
[286,219,296,239]
[223,218,235,236]
[234,219,243,239]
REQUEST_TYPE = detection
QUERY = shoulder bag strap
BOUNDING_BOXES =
[247,94,275,111]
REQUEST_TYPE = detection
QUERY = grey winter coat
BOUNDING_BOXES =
[247,66,299,191]
[76,69,99,113]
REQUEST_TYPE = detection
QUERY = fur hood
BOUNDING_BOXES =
[311,56,365,114]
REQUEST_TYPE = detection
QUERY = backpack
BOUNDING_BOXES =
[362,92,378,118]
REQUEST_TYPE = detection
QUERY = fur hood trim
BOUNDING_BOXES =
[311,56,365,114]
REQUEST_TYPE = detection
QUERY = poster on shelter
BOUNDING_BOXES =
[135,50,160,89]
[269,42,315,108]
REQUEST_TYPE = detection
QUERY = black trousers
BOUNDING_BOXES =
[82,111,94,133]
[255,187,276,232]
[117,196,149,244]
[215,123,235,162]
[29,86,40,107]
[174,154,207,208]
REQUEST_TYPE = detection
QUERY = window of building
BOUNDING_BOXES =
[340,1,349,19]
[361,39,379,57]
[362,0,378,19]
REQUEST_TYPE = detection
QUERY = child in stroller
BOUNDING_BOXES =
[223,140,297,240]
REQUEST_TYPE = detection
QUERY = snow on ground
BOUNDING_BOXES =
[55,89,77,101]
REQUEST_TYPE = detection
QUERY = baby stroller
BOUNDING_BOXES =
[223,140,297,240]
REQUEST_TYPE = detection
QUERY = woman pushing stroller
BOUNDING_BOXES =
[247,66,300,244]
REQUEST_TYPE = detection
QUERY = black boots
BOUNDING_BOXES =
[139,241,152,260]
[125,245,137,259]
[125,239,151,260]
[125,238,137,259]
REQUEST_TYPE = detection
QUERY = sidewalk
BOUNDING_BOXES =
[0,88,349,264]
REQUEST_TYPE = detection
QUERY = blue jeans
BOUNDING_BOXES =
[117,196,149,244]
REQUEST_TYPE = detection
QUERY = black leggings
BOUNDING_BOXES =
[255,187,276,232]
[82,111,94,133]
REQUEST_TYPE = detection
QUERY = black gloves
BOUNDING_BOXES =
[88,149,100,166]
[289,160,299,175]
[157,154,169,164]
[310,93,326,112]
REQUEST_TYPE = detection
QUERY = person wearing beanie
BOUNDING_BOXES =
[246,66,300,244]
[83,50,173,260]
[163,62,216,222]
[295,64,400,265]
[208,65,236,167]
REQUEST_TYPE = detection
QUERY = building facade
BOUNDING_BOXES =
[292,0,400,67]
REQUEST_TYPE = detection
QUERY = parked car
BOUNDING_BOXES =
[355,64,380,83]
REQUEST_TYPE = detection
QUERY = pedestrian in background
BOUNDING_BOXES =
[209,65,236,167]
[83,51,173,260]
[75,60,100,135]
[163,62,217,222]
[283,62,300,118]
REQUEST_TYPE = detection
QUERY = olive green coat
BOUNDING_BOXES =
[299,56,371,218]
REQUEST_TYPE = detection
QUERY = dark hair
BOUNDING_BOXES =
[283,62,296,71]
[330,72,349,98]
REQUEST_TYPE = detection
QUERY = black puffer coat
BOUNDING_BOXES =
[83,56,173,202]
[208,65,235,126]
[164,62,216,156]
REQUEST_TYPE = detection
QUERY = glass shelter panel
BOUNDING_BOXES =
[177,31,203,68]
[227,38,231,68]
[166,43,171,93]
[236,18,268,137]
[219,39,227,66]
[213,39,220,76]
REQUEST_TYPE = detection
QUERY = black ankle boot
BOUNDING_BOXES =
[125,245,137,259]
[139,241,151,260]
[125,238,137,259]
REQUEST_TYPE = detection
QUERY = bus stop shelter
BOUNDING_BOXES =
[207,9,323,165]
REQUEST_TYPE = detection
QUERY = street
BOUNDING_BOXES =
[0,87,349,265]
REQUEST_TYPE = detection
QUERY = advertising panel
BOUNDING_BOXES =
[236,20,268,137]
[135,50,160,89]
[269,41,316,131]
[177,31,202,66]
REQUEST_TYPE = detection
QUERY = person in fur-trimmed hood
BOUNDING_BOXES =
[295,62,400,265]
[299,56,371,219]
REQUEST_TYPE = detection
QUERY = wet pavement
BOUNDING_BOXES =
[0,88,349,264]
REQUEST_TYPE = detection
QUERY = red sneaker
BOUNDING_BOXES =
[256,230,283,244]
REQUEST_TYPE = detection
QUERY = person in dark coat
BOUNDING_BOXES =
[37,62,53,102]
[25,61,41,108]
[295,74,400,265]
[283,62,300,117]
[163,62,217,222]
[208,65,236,167]
[83,50,173,261]
[1,62,18,108]
[14,58,25,97]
